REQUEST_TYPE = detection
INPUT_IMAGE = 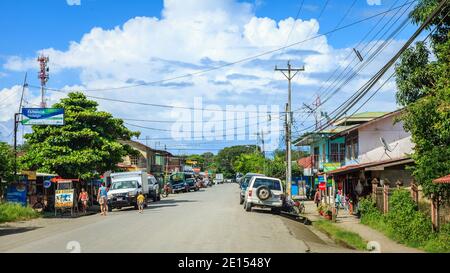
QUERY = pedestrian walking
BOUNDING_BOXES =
[79,188,89,213]
[97,183,109,216]
[137,191,145,213]
[314,188,321,207]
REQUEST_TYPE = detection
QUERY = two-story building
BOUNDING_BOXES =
[294,112,387,174]
[118,140,185,181]
[326,109,415,200]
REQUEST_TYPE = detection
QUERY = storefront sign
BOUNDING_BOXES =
[319,182,326,191]
[318,175,325,183]
[21,108,64,126]
[55,189,74,208]
[323,163,341,172]
[6,182,28,206]
[21,170,37,180]
[44,180,52,189]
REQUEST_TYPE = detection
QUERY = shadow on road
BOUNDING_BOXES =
[0,226,42,237]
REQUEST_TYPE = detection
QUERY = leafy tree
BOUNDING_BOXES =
[19,92,140,180]
[215,145,260,177]
[0,142,14,198]
[395,0,450,204]
[233,153,266,175]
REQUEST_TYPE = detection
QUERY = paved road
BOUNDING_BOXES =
[0,183,353,253]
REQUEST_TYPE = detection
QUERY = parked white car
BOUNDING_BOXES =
[243,176,283,213]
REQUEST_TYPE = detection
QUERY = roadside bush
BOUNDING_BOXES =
[385,190,432,247]
[0,202,40,223]
[358,197,389,232]
[423,223,450,253]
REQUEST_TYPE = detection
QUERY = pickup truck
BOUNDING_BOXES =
[148,175,160,202]
[107,171,149,211]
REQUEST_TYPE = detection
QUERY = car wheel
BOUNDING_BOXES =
[245,202,252,212]
[108,206,113,212]
[157,193,161,201]
[239,196,244,205]
[153,193,158,202]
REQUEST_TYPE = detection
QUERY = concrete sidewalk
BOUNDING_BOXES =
[302,201,423,253]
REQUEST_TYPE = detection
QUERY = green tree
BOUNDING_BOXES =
[215,145,260,177]
[19,92,140,180]
[233,153,266,175]
[395,0,450,203]
[0,142,14,198]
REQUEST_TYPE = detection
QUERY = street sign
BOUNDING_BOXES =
[21,108,64,126]
[44,180,52,189]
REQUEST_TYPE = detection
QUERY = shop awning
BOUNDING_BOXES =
[433,174,450,184]
[326,157,413,176]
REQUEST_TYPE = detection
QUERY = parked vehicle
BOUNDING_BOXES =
[214,173,224,184]
[107,171,149,211]
[169,172,192,193]
[148,175,160,202]
[239,173,264,205]
[243,176,284,213]
[186,176,199,192]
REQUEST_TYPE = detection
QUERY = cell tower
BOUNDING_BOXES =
[37,55,50,108]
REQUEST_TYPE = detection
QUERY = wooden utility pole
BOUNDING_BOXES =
[275,61,304,199]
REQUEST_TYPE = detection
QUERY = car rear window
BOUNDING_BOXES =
[252,178,281,191]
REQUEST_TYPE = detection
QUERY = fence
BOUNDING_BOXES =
[371,178,450,230]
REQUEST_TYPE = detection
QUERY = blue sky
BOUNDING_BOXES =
[0,0,421,155]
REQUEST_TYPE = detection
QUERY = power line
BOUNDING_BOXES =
[293,0,411,119]
[292,0,448,138]
[293,1,414,128]
[27,1,417,94]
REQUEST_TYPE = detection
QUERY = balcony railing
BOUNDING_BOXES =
[312,154,345,170]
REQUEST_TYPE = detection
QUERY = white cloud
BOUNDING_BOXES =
[1,0,401,146]
[367,0,381,6]
[66,0,81,6]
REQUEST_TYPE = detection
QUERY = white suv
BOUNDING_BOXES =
[243,176,284,213]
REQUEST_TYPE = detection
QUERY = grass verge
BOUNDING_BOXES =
[0,202,41,224]
[313,220,367,250]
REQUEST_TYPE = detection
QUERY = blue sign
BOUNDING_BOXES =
[318,175,325,183]
[44,180,52,189]
[21,108,65,126]
[6,183,28,206]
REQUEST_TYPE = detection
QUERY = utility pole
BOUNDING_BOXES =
[13,73,28,184]
[275,61,304,199]
[37,55,49,108]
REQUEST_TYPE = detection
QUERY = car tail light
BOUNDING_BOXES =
[249,190,252,197]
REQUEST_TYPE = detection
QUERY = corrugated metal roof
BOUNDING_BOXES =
[433,174,450,184]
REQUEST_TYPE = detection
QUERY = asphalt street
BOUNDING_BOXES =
[0,183,353,253]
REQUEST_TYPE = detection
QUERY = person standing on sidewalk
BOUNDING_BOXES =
[97,183,109,216]
[314,188,321,207]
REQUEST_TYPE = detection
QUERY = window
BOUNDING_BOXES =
[345,133,358,160]
[322,144,326,162]
[339,143,345,163]
[130,155,139,166]
[330,143,339,162]
[252,178,281,191]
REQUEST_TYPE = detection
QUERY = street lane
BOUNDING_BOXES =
[0,183,352,253]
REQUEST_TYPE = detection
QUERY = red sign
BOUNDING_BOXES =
[319,182,326,191]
